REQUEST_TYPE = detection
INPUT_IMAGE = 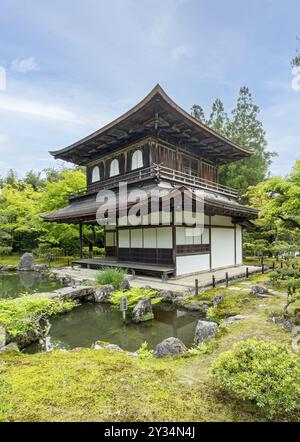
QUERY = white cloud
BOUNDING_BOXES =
[11,57,40,73]
[0,95,85,123]
[170,45,191,62]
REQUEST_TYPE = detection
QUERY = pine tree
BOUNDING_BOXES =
[191,104,206,123]
[207,98,228,135]
[218,86,275,194]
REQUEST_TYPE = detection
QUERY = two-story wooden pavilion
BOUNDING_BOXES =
[43,84,258,278]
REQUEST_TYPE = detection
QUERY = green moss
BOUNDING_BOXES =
[1,272,299,422]
[0,295,77,336]
[110,287,160,310]
[139,312,154,322]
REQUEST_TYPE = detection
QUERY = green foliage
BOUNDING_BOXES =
[0,167,89,255]
[188,340,216,356]
[97,267,128,290]
[0,364,11,422]
[206,300,240,324]
[136,341,153,359]
[110,287,159,310]
[192,87,275,195]
[212,339,300,418]
[291,37,300,67]
[0,296,77,336]
[219,87,275,195]
[248,160,300,236]
[271,263,300,316]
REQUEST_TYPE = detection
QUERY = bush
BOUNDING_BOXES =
[110,287,160,310]
[0,296,78,337]
[212,339,300,418]
[97,267,128,290]
[136,341,153,359]
[0,246,12,256]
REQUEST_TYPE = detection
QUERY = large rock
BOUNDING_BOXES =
[132,298,154,323]
[213,293,224,306]
[158,290,175,303]
[250,286,274,298]
[0,343,19,354]
[187,301,202,312]
[222,315,248,326]
[120,278,131,291]
[94,284,113,303]
[194,320,218,345]
[93,341,124,352]
[0,326,6,349]
[33,264,48,273]
[271,316,293,331]
[18,253,35,271]
[154,337,187,358]
[0,264,9,272]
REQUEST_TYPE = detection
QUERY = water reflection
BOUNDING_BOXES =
[0,272,64,299]
[25,303,201,354]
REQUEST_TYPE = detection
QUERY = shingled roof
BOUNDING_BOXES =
[50,84,253,166]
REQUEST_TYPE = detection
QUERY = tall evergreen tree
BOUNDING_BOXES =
[218,87,274,194]
[191,104,206,123]
[207,98,228,135]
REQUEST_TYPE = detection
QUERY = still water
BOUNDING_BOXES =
[25,303,200,353]
[0,271,64,299]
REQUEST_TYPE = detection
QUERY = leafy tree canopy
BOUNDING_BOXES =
[191,86,275,195]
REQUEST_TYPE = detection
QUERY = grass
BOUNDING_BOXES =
[97,267,128,290]
[1,272,299,422]
[0,253,79,268]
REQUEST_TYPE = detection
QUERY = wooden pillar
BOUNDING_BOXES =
[79,223,83,259]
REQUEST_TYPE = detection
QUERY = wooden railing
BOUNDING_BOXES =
[69,164,239,201]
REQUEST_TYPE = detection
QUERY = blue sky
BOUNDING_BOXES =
[0,0,299,178]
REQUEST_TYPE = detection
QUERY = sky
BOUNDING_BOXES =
[0,0,299,179]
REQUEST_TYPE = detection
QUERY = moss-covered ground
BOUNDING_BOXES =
[1,273,299,422]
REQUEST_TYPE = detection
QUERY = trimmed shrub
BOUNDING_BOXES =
[97,267,128,290]
[212,339,300,418]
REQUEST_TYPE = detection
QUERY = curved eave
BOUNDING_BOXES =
[49,84,253,165]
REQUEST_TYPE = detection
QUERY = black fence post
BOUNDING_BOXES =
[272,261,275,270]
[212,275,216,288]
[225,272,229,287]
[195,279,199,295]
[280,261,283,269]
[246,267,249,278]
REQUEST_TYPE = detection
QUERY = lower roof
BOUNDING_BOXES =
[42,185,258,225]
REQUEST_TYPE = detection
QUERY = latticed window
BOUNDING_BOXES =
[110,159,119,177]
[131,149,143,170]
[92,166,100,182]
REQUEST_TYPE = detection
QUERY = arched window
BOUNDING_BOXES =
[92,166,100,183]
[131,149,143,170]
[110,159,119,177]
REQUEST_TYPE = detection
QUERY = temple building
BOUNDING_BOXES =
[43,85,258,278]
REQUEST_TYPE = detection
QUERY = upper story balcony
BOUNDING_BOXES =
[69,164,239,203]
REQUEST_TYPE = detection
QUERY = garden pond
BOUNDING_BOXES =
[25,303,200,354]
[0,271,64,299]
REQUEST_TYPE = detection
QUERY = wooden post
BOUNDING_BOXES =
[246,267,249,278]
[195,279,199,295]
[79,223,83,259]
[280,261,283,269]
[225,272,229,287]
[272,261,275,270]
[212,275,216,288]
